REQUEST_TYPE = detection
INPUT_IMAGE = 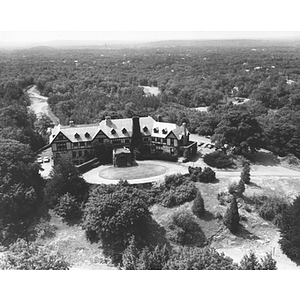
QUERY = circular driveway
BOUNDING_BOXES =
[82,160,189,184]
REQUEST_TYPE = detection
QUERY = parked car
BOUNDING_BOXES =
[43,156,50,163]
[37,157,43,164]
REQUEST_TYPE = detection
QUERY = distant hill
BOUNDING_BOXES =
[139,38,300,48]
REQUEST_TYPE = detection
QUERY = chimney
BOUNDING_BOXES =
[131,116,142,149]
[157,115,162,122]
[69,120,74,127]
[105,116,112,126]
[183,122,188,145]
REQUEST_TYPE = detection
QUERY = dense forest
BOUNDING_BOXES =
[2,40,300,269]
[1,41,300,158]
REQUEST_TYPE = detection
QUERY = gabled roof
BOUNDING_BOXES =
[151,121,186,139]
[97,116,154,139]
[50,123,99,144]
[49,116,188,144]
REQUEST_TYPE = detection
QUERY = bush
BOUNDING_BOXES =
[54,193,82,223]
[160,181,197,208]
[278,196,300,261]
[122,238,170,270]
[258,196,288,224]
[239,251,277,270]
[188,166,216,183]
[228,180,245,197]
[164,173,188,189]
[204,151,234,168]
[191,190,205,217]
[241,163,251,184]
[136,152,178,162]
[0,239,70,270]
[34,219,57,240]
[168,210,206,246]
[166,246,238,270]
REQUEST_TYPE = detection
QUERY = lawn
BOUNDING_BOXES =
[98,163,167,180]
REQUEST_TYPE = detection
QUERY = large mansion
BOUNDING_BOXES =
[49,116,196,165]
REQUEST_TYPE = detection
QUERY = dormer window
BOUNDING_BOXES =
[122,128,127,134]
[74,133,80,139]
[153,127,159,133]
[111,129,116,134]
[143,126,148,132]
[85,132,90,138]
[162,128,168,134]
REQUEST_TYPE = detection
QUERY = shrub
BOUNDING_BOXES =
[258,196,288,223]
[168,210,206,246]
[164,173,188,189]
[228,180,245,197]
[223,196,240,233]
[278,196,300,261]
[0,239,70,270]
[191,190,205,217]
[54,193,82,223]
[204,151,234,168]
[188,166,216,183]
[160,181,197,208]
[241,163,251,184]
[166,246,238,270]
[34,219,57,240]
[239,251,277,270]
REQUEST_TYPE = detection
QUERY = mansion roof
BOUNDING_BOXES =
[49,116,188,144]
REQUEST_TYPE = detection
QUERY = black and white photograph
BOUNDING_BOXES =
[0,0,299,298]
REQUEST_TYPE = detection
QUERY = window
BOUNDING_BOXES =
[111,129,116,134]
[98,138,104,144]
[163,138,167,144]
[85,132,90,138]
[170,139,174,146]
[78,151,82,157]
[84,150,89,156]
[80,142,85,147]
[73,142,79,148]
[122,128,127,134]
[153,127,159,133]
[170,148,175,155]
[74,133,80,139]
[143,126,148,132]
[151,137,156,142]
[125,139,130,143]
[112,139,121,145]
[72,152,76,158]
[86,141,91,147]
[57,142,67,151]
[143,137,149,142]
[162,128,168,134]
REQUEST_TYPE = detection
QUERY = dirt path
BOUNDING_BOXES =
[27,86,59,125]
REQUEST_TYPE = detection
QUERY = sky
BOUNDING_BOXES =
[1,0,300,46]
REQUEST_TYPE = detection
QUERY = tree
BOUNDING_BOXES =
[212,106,263,155]
[0,239,70,270]
[241,162,251,184]
[122,238,170,270]
[239,251,277,270]
[82,185,153,262]
[0,138,44,245]
[45,154,89,208]
[279,196,300,260]
[191,190,205,217]
[223,196,240,233]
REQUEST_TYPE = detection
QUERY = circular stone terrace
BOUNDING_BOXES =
[82,160,189,184]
